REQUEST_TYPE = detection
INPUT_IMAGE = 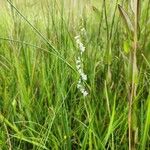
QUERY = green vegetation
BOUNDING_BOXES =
[0,0,150,149]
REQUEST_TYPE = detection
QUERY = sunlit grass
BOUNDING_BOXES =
[0,0,150,149]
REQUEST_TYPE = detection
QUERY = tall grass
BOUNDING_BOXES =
[0,0,150,149]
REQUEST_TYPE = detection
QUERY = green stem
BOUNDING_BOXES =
[129,0,139,150]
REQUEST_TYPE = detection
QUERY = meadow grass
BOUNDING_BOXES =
[0,0,150,149]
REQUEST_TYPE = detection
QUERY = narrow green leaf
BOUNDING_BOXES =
[141,93,150,150]
[123,40,131,54]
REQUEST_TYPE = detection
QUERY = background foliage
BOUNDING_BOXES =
[0,0,150,149]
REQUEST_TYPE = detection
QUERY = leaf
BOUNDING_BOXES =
[131,0,141,18]
[123,41,131,54]
[130,0,135,14]
[141,92,150,150]
[118,4,134,33]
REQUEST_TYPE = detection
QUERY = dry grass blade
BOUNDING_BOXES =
[118,4,134,33]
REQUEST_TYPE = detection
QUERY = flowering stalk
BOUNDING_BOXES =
[75,34,88,97]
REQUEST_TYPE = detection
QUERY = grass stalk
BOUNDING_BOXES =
[0,0,149,149]
[128,0,139,149]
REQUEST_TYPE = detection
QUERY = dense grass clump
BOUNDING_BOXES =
[0,0,150,149]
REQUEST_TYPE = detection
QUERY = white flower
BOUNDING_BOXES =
[81,73,87,81]
[81,28,85,32]
[76,39,80,45]
[76,58,81,65]
[76,60,80,64]
[83,90,88,97]
[76,65,81,70]
[75,35,80,39]
[75,35,85,53]
[75,34,88,97]
[80,87,85,93]
[79,68,83,74]
[80,28,87,37]
[77,83,82,89]
[78,79,81,84]
[79,44,85,53]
